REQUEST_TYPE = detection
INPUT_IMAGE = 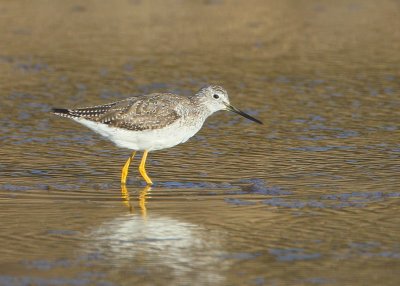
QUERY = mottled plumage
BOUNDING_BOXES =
[52,85,262,185]
[53,94,188,131]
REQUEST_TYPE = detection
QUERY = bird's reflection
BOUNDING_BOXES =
[83,184,227,284]
[120,184,151,218]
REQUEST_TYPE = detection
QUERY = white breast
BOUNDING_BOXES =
[73,117,205,151]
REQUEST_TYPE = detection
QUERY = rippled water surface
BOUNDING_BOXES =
[1,0,399,285]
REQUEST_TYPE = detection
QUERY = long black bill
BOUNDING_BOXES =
[226,104,263,124]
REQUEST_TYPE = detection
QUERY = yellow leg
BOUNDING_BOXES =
[121,151,136,184]
[139,150,153,185]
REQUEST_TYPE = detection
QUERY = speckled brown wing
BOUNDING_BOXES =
[54,93,184,131]
[103,94,183,131]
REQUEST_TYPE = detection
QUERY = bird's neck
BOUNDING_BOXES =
[189,96,214,120]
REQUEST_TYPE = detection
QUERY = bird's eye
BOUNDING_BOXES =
[213,94,219,99]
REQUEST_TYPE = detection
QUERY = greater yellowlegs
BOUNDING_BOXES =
[52,85,262,185]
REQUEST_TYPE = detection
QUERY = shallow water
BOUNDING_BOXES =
[0,0,399,285]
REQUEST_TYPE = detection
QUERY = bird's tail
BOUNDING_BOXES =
[52,108,76,118]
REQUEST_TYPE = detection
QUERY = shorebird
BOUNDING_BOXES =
[52,85,262,185]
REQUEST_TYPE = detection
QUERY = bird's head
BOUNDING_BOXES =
[195,85,263,124]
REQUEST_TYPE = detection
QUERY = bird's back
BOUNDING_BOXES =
[53,93,192,131]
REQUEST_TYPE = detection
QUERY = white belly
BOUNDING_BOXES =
[73,118,203,151]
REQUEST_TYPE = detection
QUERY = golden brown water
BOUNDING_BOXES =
[1,0,400,285]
